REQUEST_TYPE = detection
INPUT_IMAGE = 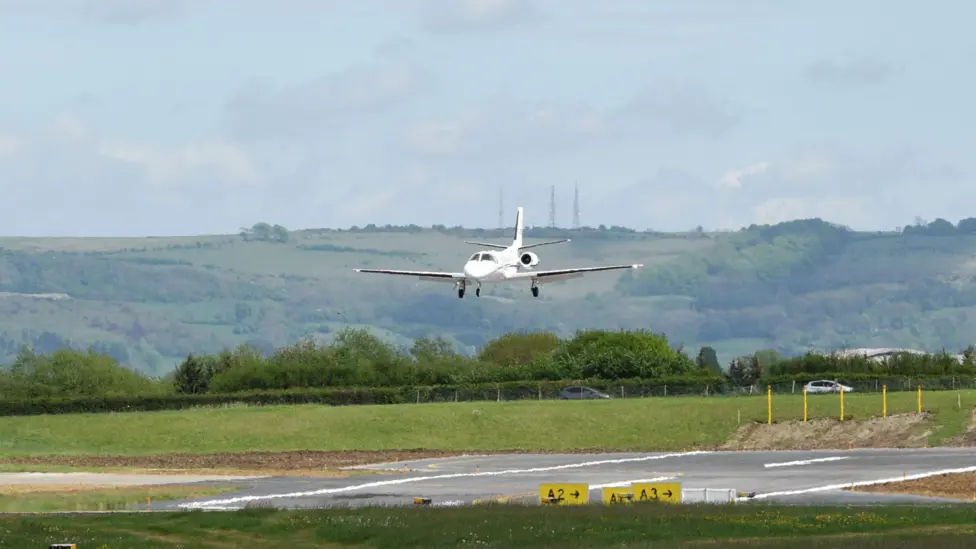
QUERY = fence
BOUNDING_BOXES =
[403,375,976,405]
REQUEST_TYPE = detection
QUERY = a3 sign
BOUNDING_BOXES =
[539,482,682,505]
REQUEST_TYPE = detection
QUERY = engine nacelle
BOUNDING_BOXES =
[519,251,540,267]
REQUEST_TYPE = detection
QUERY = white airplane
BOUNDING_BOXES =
[354,206,644,298]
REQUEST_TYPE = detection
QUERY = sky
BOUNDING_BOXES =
[0,0,973,236]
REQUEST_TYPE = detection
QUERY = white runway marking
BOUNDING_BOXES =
[589,476,676,489]
[763,457,849,468]
[179,451,710,509]
[749,465,976,499]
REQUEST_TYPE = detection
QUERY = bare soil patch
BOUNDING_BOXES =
[848,472,976,500]
[720,413,933,450]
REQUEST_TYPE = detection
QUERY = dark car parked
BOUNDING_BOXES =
[559,386,611,400]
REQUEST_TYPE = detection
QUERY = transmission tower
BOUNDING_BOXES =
[548,185,556,228]
[572,182,580,228]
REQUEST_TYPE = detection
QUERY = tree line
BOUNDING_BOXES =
[1,328,974,416]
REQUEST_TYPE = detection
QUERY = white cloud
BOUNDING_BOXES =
[96,140,262,187]
[419,0,543,32]
[805,56,896,86]
[221,60,427,142]
[719,161,769,188]
[400,81,736,161]
[80,0,188,24]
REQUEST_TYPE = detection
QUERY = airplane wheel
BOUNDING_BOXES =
[458,288,465,298]
[531,286,539,297]
[476,288,481,297]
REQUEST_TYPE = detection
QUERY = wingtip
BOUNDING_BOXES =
[633,264,644,268]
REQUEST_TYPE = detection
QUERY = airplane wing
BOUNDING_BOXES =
[354,268,466,283]
[508,264,644,284]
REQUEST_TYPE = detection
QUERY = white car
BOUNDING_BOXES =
[804,380,854,394]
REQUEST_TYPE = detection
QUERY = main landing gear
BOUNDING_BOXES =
[531,281,539,297]
[457,281,481,298]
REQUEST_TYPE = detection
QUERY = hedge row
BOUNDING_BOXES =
[0,375,725,416]
[3,374,975,417]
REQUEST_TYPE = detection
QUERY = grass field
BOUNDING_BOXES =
[0,390,971,458]
[0,484,238,513]
[4,505,976,548]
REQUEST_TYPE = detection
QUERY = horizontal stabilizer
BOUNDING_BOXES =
[519,239,571,250]
[463,241,508,249]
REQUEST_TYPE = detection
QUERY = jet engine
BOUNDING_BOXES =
[519,251,540,267]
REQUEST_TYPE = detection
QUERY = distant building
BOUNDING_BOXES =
[827,347,965,363]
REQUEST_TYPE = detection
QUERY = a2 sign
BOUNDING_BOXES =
[539,482,682,505]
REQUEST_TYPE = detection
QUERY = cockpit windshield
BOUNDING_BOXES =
[469,253,481,261]
[480,253,496,262]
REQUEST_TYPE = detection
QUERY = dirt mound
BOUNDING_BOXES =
[720,413,934,451]
[850,472,976,500]
[0,450,466,471]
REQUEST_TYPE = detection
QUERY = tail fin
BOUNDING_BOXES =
[512,207,524,249]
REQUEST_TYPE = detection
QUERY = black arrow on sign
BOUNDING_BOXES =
[571,491,580,499]
[664,490,673,498]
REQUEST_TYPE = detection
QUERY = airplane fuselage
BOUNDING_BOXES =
[461,248,527,283]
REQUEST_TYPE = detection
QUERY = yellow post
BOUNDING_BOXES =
[917,384,922,413]
[840,386,844,421]
[803,384,807,422]
[883,384,887,418]
[767,385,772,424]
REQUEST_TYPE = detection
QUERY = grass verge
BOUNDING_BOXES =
[4,504,976,548]
[0,484,239,513]
[0,390,972,458]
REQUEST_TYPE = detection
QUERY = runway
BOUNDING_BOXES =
[150,448,976,510]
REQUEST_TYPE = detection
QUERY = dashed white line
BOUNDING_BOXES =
[589,476,676,489]
[178,451,710,509]
[747,465,976,499]
[763,457,850,468]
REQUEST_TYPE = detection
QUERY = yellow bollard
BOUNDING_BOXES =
[767,385,772,424]
[883,384,887,418]
[803,385,807,422]
[917,384,922,413]
[840,386,844,421]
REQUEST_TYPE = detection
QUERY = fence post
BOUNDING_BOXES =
[840,386,844,420]
[417,389,420,404]
[497,386,501,402]
[792,380,795,394]
[620,385,624,398]
[664,385,667,397]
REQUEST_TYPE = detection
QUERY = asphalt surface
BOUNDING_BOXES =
[141,447,976,510]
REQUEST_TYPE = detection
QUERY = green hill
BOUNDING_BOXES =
[2,216,976,375]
